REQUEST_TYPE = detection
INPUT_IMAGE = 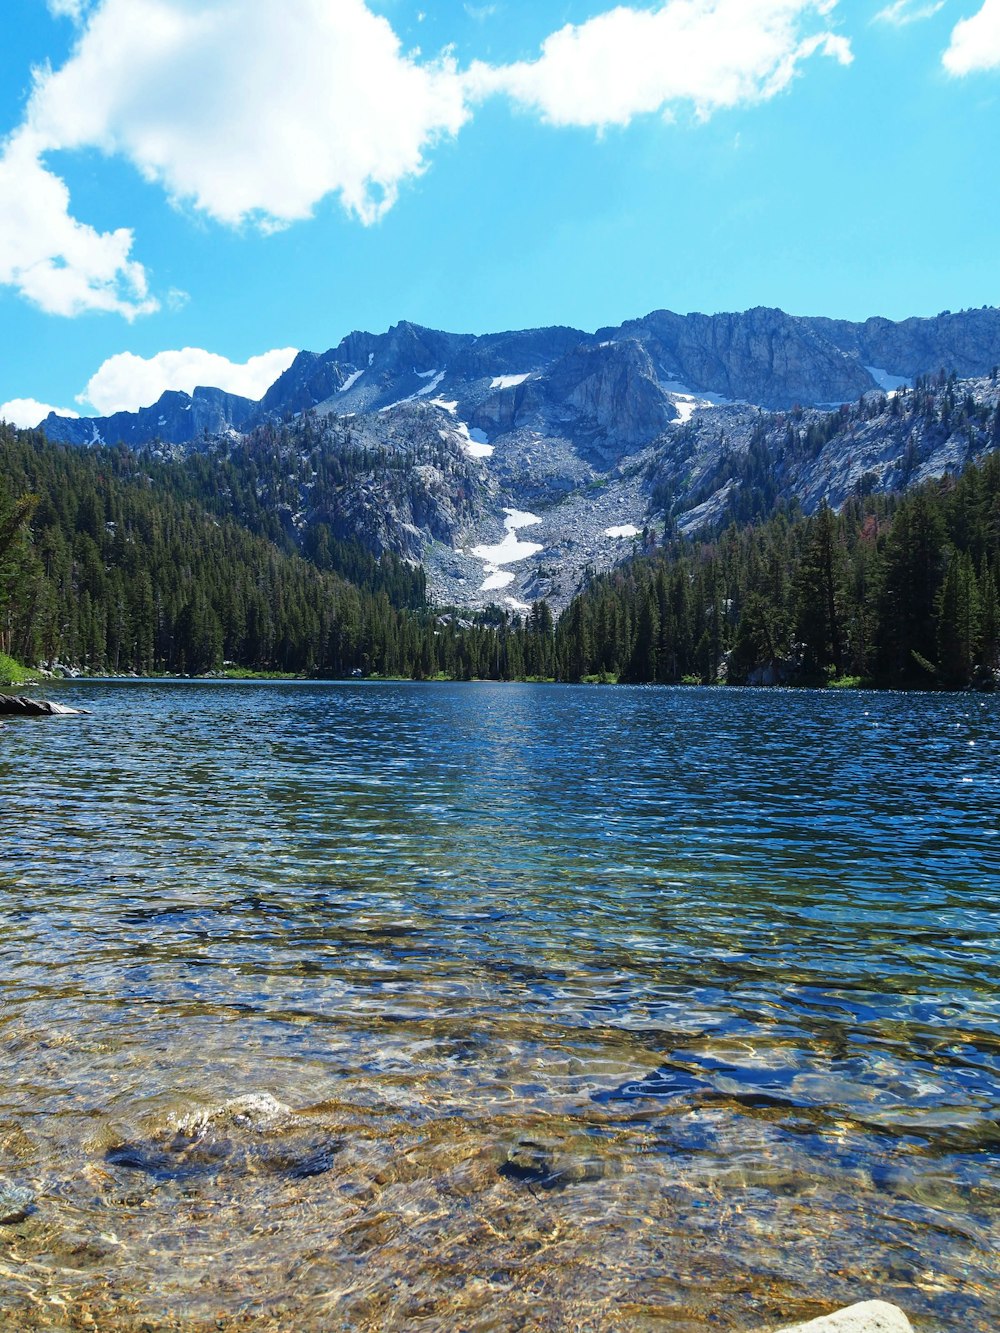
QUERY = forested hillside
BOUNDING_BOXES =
[555,452,1000,688]
[3,423,999,688]
[0,426,451,676]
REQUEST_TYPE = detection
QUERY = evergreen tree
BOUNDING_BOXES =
[936,551,980,686]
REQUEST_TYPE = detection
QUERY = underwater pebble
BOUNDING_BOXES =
[0,1182,34,1225]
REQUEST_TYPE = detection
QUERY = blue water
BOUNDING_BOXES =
[1,682,998,1330]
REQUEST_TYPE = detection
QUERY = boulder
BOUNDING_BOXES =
[772,1301,914,1332]
[0,694,84,716]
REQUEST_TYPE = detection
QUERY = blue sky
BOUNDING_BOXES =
[1,0,998,424]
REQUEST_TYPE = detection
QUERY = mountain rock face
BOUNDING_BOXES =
[605,307,876,407]
[31,304,1000,613]
[810,307,1000,381]
[543,340,677,453]
[38,305,1000,450]
[41,386,255,448]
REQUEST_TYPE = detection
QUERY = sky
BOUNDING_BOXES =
[1,0,998,426]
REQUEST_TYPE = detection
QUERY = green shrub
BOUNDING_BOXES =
[0,652,32,685]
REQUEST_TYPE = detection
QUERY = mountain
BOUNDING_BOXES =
[33,305,1000,613]
[43,386,255,449]
[809,307,1000,381]
[40,306,1000,448]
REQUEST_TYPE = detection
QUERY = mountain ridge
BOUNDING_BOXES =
[36,304,1000,448]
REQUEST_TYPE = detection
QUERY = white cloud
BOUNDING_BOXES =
[46,0,91,21]
[79,346,299,415]
[874,0,944,24]
[25,0,471,230]
[0,133,157,318]
[466,0,853,128]
[943,0,1000,72]
[1,0,856,319]
[0,398,80,429]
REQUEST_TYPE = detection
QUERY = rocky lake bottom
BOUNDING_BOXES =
[1,681,998,1330]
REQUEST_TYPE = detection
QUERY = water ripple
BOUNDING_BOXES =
[1,681,999,1329]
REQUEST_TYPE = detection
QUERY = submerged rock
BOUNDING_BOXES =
[0,1182,34,1225]
[174,1092,293,1136]
[105,1094,341,1185]
[0,694,85,716]
[499,1139,609,1192]
[772,1300,914,1332]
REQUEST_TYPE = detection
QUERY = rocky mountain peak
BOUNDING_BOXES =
[543,338,676,454]
[26,301,1000,621]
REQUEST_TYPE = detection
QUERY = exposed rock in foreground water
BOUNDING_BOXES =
[772,1300,915,1331]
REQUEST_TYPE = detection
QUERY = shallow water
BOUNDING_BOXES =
[1,681,998,1331]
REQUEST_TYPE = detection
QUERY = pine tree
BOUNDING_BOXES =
[936,551,980,686]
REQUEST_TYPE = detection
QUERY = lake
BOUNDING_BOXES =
[1,681,998,1330]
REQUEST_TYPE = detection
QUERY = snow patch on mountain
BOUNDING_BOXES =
[380,371,446,410]
[865,366,912,394]
[466,425,493,458]
[482,570,515,590]
[502,508,542,530]
[473,526,543,566]
[661,380,732,424]
[439,420,495,460]
[605,524,640,539]
[490,373,531,390]
[416,370,445,397]
[338,368,364,393]
[472,508,544,594]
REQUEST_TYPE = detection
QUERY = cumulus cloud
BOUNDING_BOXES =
[1,0,468,318]
[874,0,944,24]
[78,346,299,415]
[467,0,853,128]
[0,398,80,429]
[1,0,855,319]
[0,134,157,318]
[25,0,470,229]
[943,0,1000,72]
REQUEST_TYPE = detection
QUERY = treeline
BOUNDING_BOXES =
[553,452,1000,688]
[0,425,554,679]
[4,423,1000,689]
[0,422,564,683]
